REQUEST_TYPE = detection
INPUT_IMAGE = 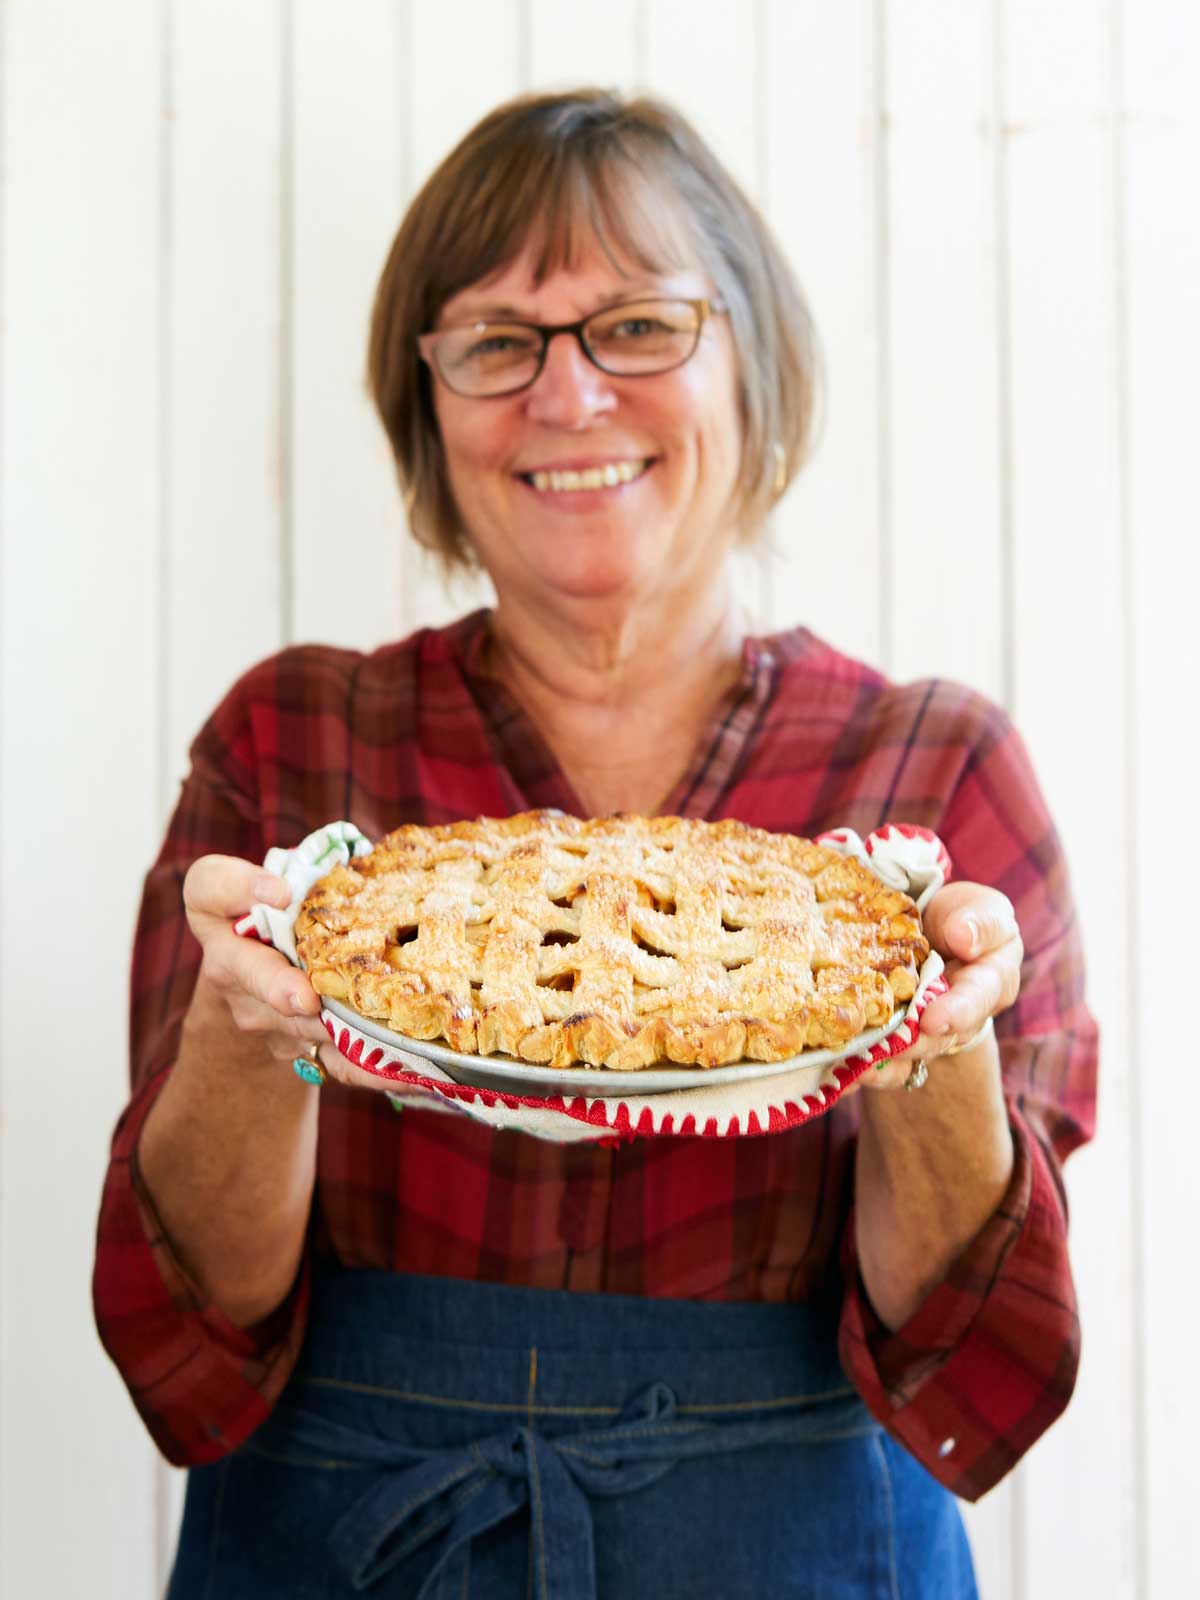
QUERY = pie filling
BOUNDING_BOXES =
[295,810,929,1071]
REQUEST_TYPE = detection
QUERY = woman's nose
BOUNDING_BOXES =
[524,332,618,427]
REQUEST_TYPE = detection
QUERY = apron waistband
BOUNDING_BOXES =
[253,1373,875,1597]
[296,1268,853,1413]
[250,1271,872,1597]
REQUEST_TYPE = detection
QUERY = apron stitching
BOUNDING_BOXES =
[526,1348,539,1600]
[678,1387,858,1413]
[561,1422,705,1451]
[389,1456,483,1531]
[525,1432,550,1600]
[301,1377,619,1415]
[299,1375,858,1414]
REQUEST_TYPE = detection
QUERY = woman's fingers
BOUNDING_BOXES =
[184,854,291,924]
[845,881,1024,1097]
[920,932,1022,1041]
[916,879,1023,1044]
[183,850,319,1020]
[180,851,406,1095]
[203,929,317,1017]
[922,881,1019,964]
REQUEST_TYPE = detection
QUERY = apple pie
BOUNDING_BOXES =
[294,810,929,1071]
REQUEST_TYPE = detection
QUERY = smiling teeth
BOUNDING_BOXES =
[529,460,648,493]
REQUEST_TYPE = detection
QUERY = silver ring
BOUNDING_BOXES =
[904,1059,929,1092]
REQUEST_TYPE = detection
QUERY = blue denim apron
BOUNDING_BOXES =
[167,1269,976,1598]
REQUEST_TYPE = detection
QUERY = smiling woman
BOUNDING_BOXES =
[93,88,1097,1600]
[367,90,817,574]
[364,93,823,813]
[428,251,746,635]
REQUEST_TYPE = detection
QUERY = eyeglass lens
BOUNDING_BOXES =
[435,299,703,396]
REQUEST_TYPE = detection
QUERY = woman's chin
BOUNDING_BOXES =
[516,534,666,605]
[531,557,654,605]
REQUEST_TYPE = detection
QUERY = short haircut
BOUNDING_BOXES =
[367,88,820,573]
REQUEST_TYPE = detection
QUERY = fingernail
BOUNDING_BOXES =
[255,874,289,906]
[289,991,311,1015]
[960,913,981,957]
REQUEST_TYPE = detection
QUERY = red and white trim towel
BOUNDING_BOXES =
[236,821,950,1143]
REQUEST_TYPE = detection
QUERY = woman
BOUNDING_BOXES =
[94,90,1097,1597]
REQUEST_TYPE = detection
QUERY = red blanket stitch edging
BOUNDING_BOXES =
[320,973,948,1140]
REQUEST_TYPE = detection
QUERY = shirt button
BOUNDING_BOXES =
[938,1437,956,1458]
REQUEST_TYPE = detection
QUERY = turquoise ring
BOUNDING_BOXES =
[293,1051,327,1087]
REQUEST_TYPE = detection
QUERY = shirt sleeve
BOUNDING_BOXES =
[837,696,1099,1500]
[92,664,312,1467]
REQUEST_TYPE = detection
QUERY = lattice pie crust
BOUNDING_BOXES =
[295,811,929,1071]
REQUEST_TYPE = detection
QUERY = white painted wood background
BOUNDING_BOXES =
[1,1,1196,1595]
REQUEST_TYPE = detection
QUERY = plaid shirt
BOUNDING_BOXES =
[93,609,1097,1499]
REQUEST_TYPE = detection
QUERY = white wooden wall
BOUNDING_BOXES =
[1,2,1196,1595]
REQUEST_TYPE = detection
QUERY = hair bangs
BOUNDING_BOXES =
[519,151,699,288]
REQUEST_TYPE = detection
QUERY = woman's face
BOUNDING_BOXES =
[429,244,745,612]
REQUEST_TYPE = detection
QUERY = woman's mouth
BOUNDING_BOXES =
[518,458,654,495]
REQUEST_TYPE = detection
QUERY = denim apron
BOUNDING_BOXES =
[167,1269,977,1598]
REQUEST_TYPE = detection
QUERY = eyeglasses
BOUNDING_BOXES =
[417,296,727,398]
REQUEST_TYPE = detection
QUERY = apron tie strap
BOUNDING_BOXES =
[310,1378,869,1597]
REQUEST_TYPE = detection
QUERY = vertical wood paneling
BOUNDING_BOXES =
[166,0,284,784]
[406,0,522,240]
[291,0,409,651]
[1003,2,1137,1595]
[1123,4,1200,1593]
[641,0,769,627]
[399,0,522,630]
[0,4,162,1597]
[529,0,638,88]
[885,1,1004,702]
[642,0,759,194]
[764,1,883,661]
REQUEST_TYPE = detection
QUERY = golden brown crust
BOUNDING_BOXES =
[295,810,929,1070]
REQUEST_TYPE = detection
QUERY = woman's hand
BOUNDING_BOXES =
[849,881,1021,1327]
[138,853,395,1325]
[843,880,1023,1094]
[182,854,388,1092]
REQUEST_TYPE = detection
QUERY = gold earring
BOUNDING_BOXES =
[772,441,787,496]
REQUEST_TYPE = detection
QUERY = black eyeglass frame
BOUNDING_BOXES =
[416,296,728,398]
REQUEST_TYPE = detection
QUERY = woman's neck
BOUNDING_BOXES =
[485,577,748,815]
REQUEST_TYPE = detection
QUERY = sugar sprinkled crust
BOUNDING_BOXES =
[294,810,929,1070]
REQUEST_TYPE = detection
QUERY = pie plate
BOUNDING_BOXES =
[235,817,954,1131]
[320,947,945,1100]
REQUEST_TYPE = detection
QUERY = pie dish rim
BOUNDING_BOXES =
[317,950,942,1097]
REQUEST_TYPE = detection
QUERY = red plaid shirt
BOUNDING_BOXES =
[93,610,1097,1499]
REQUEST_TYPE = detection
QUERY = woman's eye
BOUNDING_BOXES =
[467,335,521,357]
[609,318,667,339]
